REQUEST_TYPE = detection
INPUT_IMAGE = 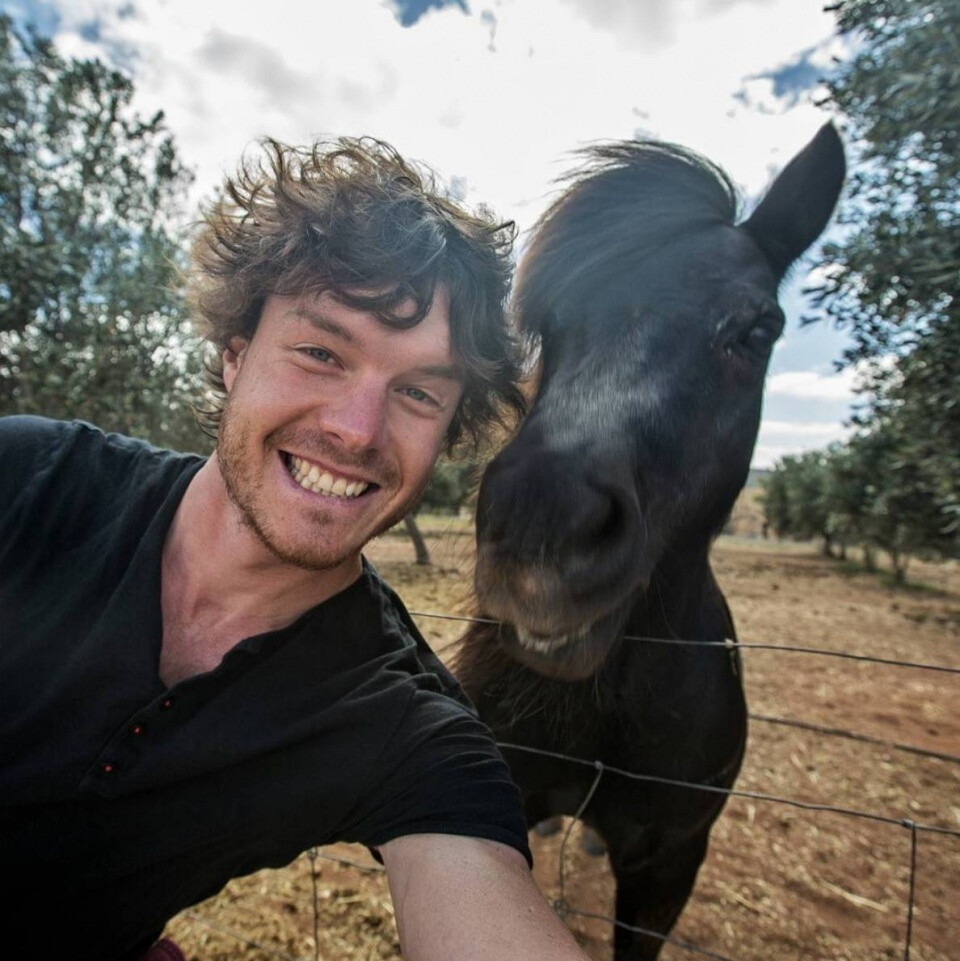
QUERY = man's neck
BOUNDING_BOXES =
[158,457,361,683]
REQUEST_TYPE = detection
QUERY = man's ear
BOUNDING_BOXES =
[222,338,249,393]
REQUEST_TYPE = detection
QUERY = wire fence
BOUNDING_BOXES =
[178,607,960,961]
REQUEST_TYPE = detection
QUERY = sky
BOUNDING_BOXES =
[4,0,863,467]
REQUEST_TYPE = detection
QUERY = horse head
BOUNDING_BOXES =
[474,123,845,680]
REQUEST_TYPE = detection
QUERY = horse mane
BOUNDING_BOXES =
[513,139,742,335]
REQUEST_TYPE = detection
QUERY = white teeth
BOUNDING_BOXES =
[517,629,565,653]
[286,455,369,499]
[515,622,593,654]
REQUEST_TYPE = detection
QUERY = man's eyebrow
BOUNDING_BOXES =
[414,363,463,382]
[292,306,355,344]
[292,304,462,381]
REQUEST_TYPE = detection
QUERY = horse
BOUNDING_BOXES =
[453,123,845,959]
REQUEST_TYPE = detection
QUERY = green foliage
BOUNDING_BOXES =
[417,459,480,515]
[762,425,958,581]
[804,0,960,549]
[760,451,835,554]
[814,0,960,359]
[758,467,790,535]
[821,438,876,547]
[873,318,960,534]
[0,16,209,451]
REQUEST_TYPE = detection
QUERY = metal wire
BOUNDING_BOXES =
[903,821,919,961]
[180,602,957,960]
[495,741,960,839]
[409,609,960,676]
[554,760,605,918]
[565,905,740,961]
[307,848,320,961]
[748,712,960,766]
[311,849,385,873]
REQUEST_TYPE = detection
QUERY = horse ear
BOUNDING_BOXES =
[742,122,846,279]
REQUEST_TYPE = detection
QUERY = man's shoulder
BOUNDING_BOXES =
[0,414,195,486]
[0,416,98,499]
[0,413,83,456]
[3,415,149,460]
[0,416,204,543]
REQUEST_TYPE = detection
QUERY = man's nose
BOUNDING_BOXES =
[317,377,389,452]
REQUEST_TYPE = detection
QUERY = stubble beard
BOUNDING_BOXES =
[216,401,425,572]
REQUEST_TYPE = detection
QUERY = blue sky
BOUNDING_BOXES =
[2,0,861,466]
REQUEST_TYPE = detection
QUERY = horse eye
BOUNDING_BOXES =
[741,324,777,353]
[733,314,783,360]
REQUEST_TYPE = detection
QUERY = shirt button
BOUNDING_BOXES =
[131,724,146,736]
[101,762,116,774]
[160,698,173,710]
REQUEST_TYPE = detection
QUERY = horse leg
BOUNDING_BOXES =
[610,826,711,961]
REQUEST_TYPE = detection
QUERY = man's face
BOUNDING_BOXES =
[216,290,462,572]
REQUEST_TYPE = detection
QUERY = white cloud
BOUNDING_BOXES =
[753,418,854,469]
[555,0,784,49]
[759,420,851,438]
[38,0,842,233]
[765,367,860,402]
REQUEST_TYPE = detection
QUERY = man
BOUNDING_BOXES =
[0,138,589,960]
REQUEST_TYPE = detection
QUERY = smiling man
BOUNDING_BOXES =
[0,139,590,961]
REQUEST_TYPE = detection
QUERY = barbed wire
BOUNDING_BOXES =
[422,608,960,780]
[231,733,945,961]
[748,712,960,766]
[307,848,320,961]
[495,740,960,838]
[903,822,919,961]
[178,597,957,960]
[411,609,960,676]
[496,738,932,961]
[565,906,740,961]
[310,849,384,873]
[555,760,604,916]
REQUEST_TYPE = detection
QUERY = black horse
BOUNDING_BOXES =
[454,124,845,959]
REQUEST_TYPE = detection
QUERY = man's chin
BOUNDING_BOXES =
[266,539,359,574]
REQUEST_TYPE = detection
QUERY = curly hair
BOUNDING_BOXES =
[189,136,526,451]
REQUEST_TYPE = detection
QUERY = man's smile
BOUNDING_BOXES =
[281,452,377,499]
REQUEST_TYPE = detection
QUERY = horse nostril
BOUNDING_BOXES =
[583,485,624,543]
[476,446,640,578]
[554,481,633,570]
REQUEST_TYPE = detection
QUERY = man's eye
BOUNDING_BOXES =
[301,346,334,364]
[402,387,438,407]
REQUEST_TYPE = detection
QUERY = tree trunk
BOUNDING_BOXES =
[403,514,431,566]
[888,548,907,586]
[862,543,877,571]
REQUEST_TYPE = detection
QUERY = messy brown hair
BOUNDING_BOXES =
[189,136,526,451]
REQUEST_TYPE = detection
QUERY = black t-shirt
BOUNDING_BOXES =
[0,416,530,961]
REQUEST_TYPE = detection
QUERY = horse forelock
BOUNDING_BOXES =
[513,139,742,336]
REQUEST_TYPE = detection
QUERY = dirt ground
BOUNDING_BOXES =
[165,521,960,961]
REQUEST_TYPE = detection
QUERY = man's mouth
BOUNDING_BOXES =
[282,453,375,499]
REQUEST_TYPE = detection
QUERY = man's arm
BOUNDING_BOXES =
[379,833,591,960]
